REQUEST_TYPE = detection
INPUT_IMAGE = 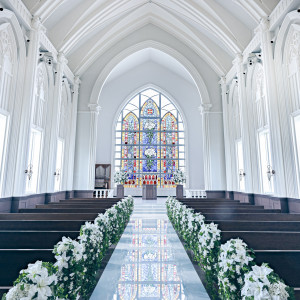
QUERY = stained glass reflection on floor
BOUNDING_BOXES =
[90,199,210,300]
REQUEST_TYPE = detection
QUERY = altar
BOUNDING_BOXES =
[142,175,157,200]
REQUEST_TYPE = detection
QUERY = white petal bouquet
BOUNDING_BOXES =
[114,170,128,184]
[173,169,186,184]
[145,147,156,157]
[166,197,295,300]
[241,263,294,300]
[3,261,59,300]
[218,238,255,300]
[3,196,134,300]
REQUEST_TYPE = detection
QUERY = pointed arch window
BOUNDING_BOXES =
[115,88,185,187]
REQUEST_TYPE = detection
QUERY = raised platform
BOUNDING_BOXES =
[122,187,176,197]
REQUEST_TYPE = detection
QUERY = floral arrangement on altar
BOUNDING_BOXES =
[113,169,128,184]
[2,196,134,300]
[165,196,295,300]
[173,169,186,184]
[145,147,156,170]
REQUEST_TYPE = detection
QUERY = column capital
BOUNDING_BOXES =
[88,103,101,114]
[31,16,46,33]
[259,16,270,32]
[57,52,68,65]
[219,76,226,86]
[198,103,212,114]
[74,75,81,86]
[233,53,243,66]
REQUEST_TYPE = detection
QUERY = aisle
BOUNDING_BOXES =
[90,198,210,300]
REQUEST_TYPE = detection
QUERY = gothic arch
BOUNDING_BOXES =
[89,41,211,109]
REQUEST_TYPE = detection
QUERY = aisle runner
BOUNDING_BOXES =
[90,198,210,300]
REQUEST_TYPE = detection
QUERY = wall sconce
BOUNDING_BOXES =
[267,165,275,181]
[25,164,33,180]
[239,169,246,181]
[54,169,61,181]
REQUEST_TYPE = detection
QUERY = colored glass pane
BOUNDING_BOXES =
[115,89,184,187]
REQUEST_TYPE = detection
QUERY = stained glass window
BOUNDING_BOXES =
[115,89,185,187]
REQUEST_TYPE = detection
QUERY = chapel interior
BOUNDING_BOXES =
[0,0,300,299]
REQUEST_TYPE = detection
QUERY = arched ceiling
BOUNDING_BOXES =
[22,0,280,76]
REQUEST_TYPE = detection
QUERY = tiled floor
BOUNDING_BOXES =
[90,198,210,300]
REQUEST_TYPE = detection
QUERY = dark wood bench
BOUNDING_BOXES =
[220,231,300,250]
[193,208,281,213]
[254,251,300,288]
[0,231,79,249]
[0,213,99,220]
[36,204,116,209]
[0,249,54,286]
[0,220,86,231]
[204,213,300,221]
[213,221,300,231]
[18,208,109,213]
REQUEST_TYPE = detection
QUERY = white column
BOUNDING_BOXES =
[220,76,233,191]
[233,54,254,193]
[258,17,287,197]
[13,17,45,196]
[66,75,80,191]
[199,103,212,190]
[46,52,68,192]
[88,104,101,190]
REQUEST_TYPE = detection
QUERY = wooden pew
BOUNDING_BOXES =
[193,208,281,213]
[0,231,79,249]
[220,231,300,250]
[204,213,300,221]
[0,220,86,231]
[213,221,300,232]
[254,251,300,290]
[0,213,98,220]
[36,204,116,209]
[0,249,54,286]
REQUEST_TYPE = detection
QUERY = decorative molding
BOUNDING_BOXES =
[269,0,295,30]
[4,0,32,28]
[88,104,102,114]
[242,32,261,64]
[198,103,212,114]
[89,40,212,110]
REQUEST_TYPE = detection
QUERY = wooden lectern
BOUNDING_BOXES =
[142,175,157,200]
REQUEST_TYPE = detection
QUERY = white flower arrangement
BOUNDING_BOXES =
[3,196,134,300]
[144,147,156,157]
[173,169,186,184]
[144,121,156,130]
[241,264,292,300]
[114,170,128,184]
[218,238,255,299]
[4,261,59,300]
[165,197,295,300]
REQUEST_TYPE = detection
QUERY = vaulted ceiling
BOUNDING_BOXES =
[22,0,280,76]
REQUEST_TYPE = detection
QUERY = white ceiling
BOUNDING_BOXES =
[19,0,281,76]
[106,48,194,84]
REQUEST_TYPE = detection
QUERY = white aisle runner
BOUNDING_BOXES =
[90,198,210,300]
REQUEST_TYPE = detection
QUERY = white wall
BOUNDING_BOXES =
[96,61,205,189]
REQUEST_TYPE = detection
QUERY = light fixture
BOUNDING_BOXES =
[267,165,275,181]
[239,169,246,181]
[25,164,33,180]
[54,169,61,181]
